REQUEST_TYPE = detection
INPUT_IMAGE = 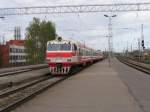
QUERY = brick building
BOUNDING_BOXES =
[0,40,27,67]
[0,44,9,67]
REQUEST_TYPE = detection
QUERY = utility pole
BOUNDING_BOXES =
[0,17,5,45]
[138,38,141,61]
[131,44,132,52]
[2,35,5,45]
[126,41,129,57]
[104,14,116,67]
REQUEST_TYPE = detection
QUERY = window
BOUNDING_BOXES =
[10,48,12,52]
[15,49,17,53]
[73,44,77,51]
[47,44,71,51]
[9,56,12,60]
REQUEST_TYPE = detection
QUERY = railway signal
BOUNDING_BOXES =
[141,24,145,50]
[141,40,145,50]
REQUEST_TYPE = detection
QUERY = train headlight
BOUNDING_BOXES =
[46,59,51,62]
[67,58,71,62]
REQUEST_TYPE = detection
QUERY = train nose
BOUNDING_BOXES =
[50,65,71,75]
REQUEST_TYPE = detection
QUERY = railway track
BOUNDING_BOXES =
[0,75,50,98]
[0,60,102,112]
[0,64,83,112]
[0,67,50,91]
[117,56,150,74]
[0,64,48,77]
[0,75,67,112]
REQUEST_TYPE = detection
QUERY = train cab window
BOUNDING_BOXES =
[79,48,82,56]
[73,44,77,51]
[60,44,71,51]
[47,44,71,51]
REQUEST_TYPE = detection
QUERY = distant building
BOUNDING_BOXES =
[0,40,27,67]
[14,26,21,40]
[0,44,9,67]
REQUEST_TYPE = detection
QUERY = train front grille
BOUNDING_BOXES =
[56,64,62,72]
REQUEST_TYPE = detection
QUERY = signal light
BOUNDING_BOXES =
[141,40,144,46]
[46,59,51,62]
[67,58,71,62]
[141,40,145,49]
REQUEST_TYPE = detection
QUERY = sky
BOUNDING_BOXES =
[0,0,150,52]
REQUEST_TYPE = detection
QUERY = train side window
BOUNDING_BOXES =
[74,44,77,51]
[79,48,81,56]
[79,48,82,56]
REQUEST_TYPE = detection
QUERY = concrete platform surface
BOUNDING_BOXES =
[12,60,142,112]
[112,58,150,112]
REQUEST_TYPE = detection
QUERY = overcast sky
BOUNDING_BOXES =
[0,0,150,52]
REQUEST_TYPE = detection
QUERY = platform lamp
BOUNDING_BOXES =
[0,16,5,19]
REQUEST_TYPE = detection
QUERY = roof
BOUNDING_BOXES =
[6,40,25,46]
[47,38,95,51]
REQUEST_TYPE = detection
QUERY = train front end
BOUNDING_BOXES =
[46,37,77,75]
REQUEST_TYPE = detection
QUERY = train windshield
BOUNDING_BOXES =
[47,44,71,51]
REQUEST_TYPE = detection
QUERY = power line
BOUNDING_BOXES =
[1,3,150,16]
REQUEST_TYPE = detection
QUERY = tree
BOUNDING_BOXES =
[25,17,56,64]
[39,20,56,62]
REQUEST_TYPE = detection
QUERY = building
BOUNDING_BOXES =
[0,44,9,67]
[14,26,21,40]
[0,40,27,67]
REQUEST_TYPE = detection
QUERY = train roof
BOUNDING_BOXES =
[47,37,95,51]
[47,37,80,44]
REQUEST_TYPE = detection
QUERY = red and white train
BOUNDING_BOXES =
[46,37,103,75]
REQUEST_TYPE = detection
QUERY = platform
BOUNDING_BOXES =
[112,58,150,112]
[13,59,142,112]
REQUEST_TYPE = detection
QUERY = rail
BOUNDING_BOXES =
[0,59,103,112]
[0,75,64,112]
[0,64,48,77]
[117,56,150,74]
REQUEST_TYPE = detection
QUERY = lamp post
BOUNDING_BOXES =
[0,16,5,19]
[104,14,116,67]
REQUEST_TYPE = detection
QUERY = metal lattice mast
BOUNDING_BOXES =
[1,3,150,16]
[109,16,113,56]
[104,15,116,67]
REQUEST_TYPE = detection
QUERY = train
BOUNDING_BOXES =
[46,37,104,75]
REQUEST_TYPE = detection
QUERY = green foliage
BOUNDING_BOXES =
[25,17,56,64]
